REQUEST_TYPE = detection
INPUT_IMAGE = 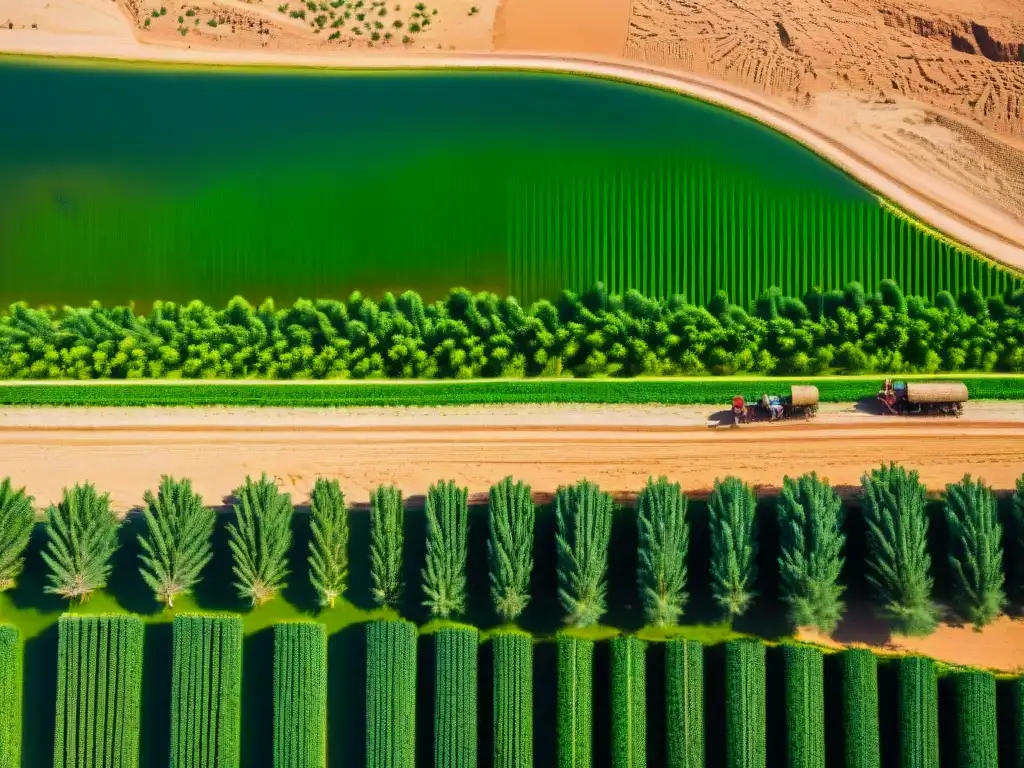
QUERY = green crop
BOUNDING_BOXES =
[1,375,1023,408]
[838,649,879,768]
[54,615,144,768]
[366,620,416,768]
[898,656,939,768]
[611,636,646,768]
[492,632,532,768]
[0,625,21,768]
[783,646,825,768]
[637,477,689,627]
[724,639,766,768]
[944,476,1005,628]
[170,614,243,768]
[950,671,998,768]
[557,633,594,768]
[274,622,327,768]
[665,639,703,768]
[434,627,477,768]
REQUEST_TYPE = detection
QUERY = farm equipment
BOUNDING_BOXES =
[731,395,752,425]
[729,385,819,425]
[877,379,967,417]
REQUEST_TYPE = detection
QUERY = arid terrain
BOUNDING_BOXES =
[4,402,1024,509]
[3,0,1024,256]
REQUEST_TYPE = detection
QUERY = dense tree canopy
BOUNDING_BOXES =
[2,280,1023,379]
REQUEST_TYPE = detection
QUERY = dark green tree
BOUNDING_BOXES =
[488,476,535,623]
[308,477,349,609]
[227,473,293,606]
[369,483,404,608]
[636,476,690,627]
[138,475,215,608]
[41,483,120,602]
[776,472,846,633]
[422,479,469,619]
[861,463,938,636]
[0,478,34,593]
[556,479,613,628]
[708,476,758,621]
[945,475,1005,628]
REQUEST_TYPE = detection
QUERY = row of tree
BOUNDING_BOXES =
[2,467,1022,636]
[3,280,1024,379]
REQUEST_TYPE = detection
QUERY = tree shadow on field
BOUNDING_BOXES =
[22,623,58,768]
[328,623,367,768]
[415,633,436,768]
[139,622,173,768]
[533,640,558,766]
[109,512,163,615]
[241,627,275,768]
[282,506,320,616]
[478,640,494,766]
[193,507,250,613]
[9,524,64,614]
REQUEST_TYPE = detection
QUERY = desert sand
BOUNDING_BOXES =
[3,0,1024,265]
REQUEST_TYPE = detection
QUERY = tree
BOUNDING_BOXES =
[945,476,1005,628]
[308,477,349,609]
[422,480,469,619]
[488,476,535,623]
[556,479,613,628]
[861,463,938,636]
[636,476,689,627]
[369,483,404,608]
[41,483,120,602]
[226,473,293,606]
[138,475,215,608]
[776,472,845,633]
[0,478,34,593]
[708,476,758,621]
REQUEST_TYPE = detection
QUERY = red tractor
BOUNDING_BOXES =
[731,395,752,426]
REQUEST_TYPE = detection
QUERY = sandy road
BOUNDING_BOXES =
[4,403,1024,510]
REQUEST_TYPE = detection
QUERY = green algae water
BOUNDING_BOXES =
[0,56,1018,309]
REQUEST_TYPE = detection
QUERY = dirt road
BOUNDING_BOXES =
[4,403,1023,509]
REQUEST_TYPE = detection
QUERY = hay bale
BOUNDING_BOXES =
[790,385,819,407]
[905,382,968,404]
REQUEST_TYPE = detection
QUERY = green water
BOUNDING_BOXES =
[0,56,1018,309]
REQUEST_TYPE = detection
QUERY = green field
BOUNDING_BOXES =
[0,375,1019,407]
[1,56,1019,311]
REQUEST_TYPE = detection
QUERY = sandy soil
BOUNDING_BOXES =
[3,402,1023,510]
[3,0,1024,262]
[799,610,1024,674]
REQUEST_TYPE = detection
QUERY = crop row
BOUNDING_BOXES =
[5,281,1024,380]
[0,625,20,768]
[170,615,243,768]
[10,617,1024,768]
[54,615,144,768]
[273,622,327,768]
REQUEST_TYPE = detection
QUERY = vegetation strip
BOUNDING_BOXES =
[611,635,647,768]
[1,376,1024,407]
[784,646,826,768]
[3,283,1024,382]
[54,615,144,768]
[434,627,478,768]
[170,615,243,768]
[898,656,939,768]
[558,634,594,768]
[839,649,880,768]
[665,639,703,768]
[725,638,767,768]
[492,632,533,768]
[0,625,21,768]
[273,622,327,768]
[950,670,998,768]
[366,620,417,768]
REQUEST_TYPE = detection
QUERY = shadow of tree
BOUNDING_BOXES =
[328,623,368,768]
[21,623,58,768]
[240,626,275,768]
